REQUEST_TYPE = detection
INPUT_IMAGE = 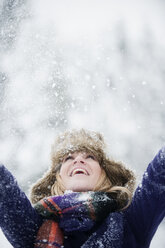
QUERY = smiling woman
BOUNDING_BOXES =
[31,129,135,209]
[0,129,165,248]
[59,151,102,192]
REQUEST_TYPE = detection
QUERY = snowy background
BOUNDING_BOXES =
[0,0,165,247]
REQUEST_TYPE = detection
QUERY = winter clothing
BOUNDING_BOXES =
[34,192,119,247]
[30,129,135,204]
[0,146,165,247]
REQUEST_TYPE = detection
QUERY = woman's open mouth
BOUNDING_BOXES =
[71,168,89,176]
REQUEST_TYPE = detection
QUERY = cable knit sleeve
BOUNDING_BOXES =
[124,147,165,247]
[0,164,43,248]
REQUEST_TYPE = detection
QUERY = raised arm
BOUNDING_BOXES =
[0,165,43,248]
[124,147,165,247]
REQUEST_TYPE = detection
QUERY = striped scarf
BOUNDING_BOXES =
[34,191,118,248]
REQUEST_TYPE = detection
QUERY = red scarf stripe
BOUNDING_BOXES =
[35,220,63,248]
[48,221,63,245]
[40,199,55,214]
[62,203,80,213]
[48,221,58,244]
[48,198,63,216]
[41,199,62,216]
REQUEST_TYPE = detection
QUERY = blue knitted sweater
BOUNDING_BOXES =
[0,148,165,248]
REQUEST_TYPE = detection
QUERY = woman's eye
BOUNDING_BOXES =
[64,155,73,162]
[86,155,95,160]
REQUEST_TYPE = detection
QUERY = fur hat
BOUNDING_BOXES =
[30,129,135,204]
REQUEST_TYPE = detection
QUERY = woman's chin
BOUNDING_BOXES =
[66,184,92,192]
[64,177,92,192]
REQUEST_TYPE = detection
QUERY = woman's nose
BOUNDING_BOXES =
[73,156,85,164]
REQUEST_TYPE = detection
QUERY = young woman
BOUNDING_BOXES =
[0,129,165,248]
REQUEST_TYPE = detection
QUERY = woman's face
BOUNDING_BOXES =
[59,151,102,192]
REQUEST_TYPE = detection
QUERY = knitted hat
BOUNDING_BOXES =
[30,129,135,204]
